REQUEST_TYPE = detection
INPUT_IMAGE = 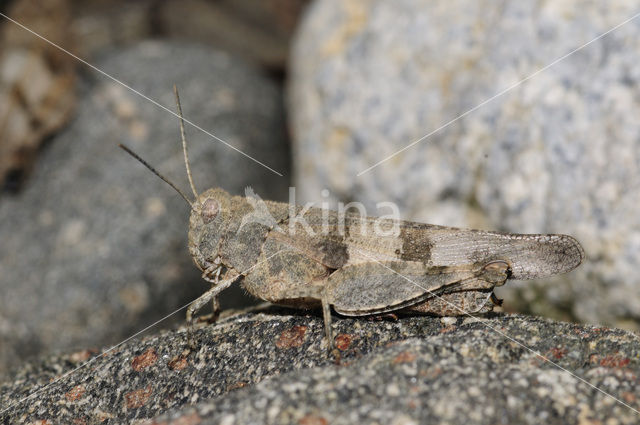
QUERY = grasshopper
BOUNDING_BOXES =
[120,87,584,353]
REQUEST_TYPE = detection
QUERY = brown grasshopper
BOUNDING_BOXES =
[120,87,584,352]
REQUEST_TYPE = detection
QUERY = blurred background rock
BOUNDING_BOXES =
[1,0,639,377]
[0,0,308,193]
[0,0,304,376]
[289,0,640,330]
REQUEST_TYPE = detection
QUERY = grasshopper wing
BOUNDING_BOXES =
[397,223,584,280]
[287,207,584,280]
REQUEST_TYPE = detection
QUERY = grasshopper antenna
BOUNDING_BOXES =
[173,85,199,200]
[118,143,193,207]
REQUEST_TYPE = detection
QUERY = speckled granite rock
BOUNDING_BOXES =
[0,40,289,376]
[1,309,638,424]
[288,0,640,327]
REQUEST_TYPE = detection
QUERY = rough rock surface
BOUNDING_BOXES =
[0,308,638,424]
[288,0,640,327]
[0,41,289,375]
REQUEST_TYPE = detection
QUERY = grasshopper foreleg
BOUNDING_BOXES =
[201,265,223,320]
[186,274,238,348]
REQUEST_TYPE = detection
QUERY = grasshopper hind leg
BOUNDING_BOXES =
[404,290,496,316]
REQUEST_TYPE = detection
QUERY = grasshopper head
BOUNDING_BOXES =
[188,188,233,272]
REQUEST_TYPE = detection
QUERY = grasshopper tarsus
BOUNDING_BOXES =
[490,293,504,307]
[207,307,221,324]
[185,305,198,349]
[331,348,342,365]
[366,313,399,322]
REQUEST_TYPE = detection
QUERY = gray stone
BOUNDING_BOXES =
[1,309,638,424]
[0,40,289,376]
[155,0,310,70]
[288,0,640,327]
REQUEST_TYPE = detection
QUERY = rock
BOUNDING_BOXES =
[70,0,157,57]
[1,309,638,424]
[288,0,640,327]
[0,0,310,194]
[0,0,76,192]
[0,41,289,376]
[156,0,310,70]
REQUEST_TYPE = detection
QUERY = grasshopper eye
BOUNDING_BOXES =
[201,199,219,223]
